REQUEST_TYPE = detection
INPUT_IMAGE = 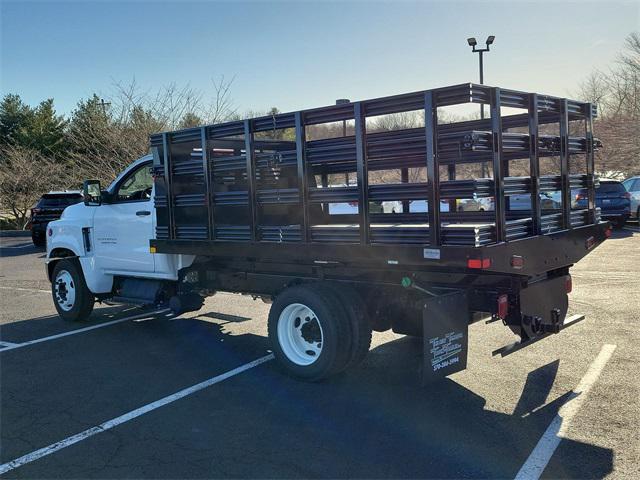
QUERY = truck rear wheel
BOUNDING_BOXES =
[324,283,372,369]
[51,259,95,322]
[268,284,351,381]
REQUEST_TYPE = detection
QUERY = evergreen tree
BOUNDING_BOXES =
[0,94,32,148]
[0,94,66,158]
[26,98,67,158]
[179,112,203,129]
[66,94,112,159]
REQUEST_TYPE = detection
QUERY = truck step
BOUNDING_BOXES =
[107,296,157,307]
[492,314,586,357]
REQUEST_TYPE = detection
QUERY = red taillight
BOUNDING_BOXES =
[467,258,491,269]
[605,227,612,238]
[565,275,572,294]
[497,294,509,319]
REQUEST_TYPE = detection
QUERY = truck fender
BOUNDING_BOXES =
[47,244,114,295]
[78,256,114,294]
[46,244,80,282]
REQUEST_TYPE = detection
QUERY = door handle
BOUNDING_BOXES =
[136,210,151,216]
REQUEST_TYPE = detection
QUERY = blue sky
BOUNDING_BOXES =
[1,0,638,117]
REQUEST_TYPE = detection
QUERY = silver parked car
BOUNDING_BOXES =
[622,176,640,221]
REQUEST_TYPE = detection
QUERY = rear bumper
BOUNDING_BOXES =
[601,212,629,221]
[31,217,62,234]
[31,223,47,235]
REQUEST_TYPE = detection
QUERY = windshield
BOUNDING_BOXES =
[38,195,82,208]
[596,182,626,194]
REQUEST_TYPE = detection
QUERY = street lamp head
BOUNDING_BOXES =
[486,35,495,46]
[467,37,477,47]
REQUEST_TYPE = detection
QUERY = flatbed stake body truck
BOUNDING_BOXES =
[46,83,609,382]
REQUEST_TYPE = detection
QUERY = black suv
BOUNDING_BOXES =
[30,192,83,246]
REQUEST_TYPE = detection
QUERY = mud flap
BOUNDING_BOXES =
[422,290,469,385]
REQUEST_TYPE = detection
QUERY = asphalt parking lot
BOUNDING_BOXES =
[1,226,638,479]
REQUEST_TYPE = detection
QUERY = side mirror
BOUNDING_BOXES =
[83,180,102,206]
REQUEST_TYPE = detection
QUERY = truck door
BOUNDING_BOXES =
[93,161,155,274]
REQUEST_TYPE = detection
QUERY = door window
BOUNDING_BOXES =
[115,163,153,202]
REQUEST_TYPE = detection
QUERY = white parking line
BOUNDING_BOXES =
[0,286,50,294]
[0,354,274,475]
[514,344,617,480]
[0,309,170,352]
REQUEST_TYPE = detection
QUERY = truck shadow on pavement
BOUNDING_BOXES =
[0,305,149,344]
[609,228,635,239]
[0,311,613,479]
[233,336,614,479]
[0,244,45,258]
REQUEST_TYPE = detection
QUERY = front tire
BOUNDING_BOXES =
[268,284,351,381]
[51,259,95,322]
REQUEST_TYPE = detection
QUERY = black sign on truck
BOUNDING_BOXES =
[422,291,469,384]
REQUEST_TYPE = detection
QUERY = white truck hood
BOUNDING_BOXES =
[53,202,95,227]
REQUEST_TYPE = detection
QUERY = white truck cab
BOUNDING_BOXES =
[46,155,194,321]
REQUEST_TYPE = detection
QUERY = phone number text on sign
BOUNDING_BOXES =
[429,331,464,372]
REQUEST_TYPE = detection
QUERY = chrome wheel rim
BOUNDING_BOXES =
[54,270,76,311]
[277,303,323,366]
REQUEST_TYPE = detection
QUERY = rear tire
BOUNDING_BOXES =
[268,284,351,381]
[323,283,372,369]
[51,259,95,322]
[614,217,626,229]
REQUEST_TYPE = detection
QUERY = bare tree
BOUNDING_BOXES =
[0,145,69,229]
[205,75,237,124]
[620,32,640,74]
[66,76,237,186]
[575,32,640,177]
[576,71,610,116]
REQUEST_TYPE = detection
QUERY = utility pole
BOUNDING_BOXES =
[99,99,111,115]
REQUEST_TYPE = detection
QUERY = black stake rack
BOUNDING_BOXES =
[150,83,606,277]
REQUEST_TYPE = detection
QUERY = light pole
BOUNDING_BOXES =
[467,36,494,178]
[336,98,351,184]
[466,35,495,119]
[335,98,350,137]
